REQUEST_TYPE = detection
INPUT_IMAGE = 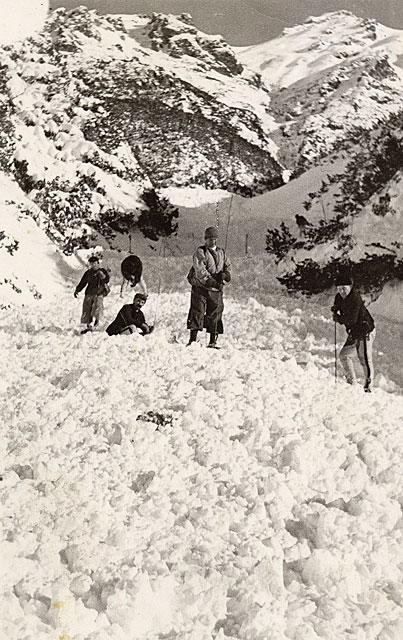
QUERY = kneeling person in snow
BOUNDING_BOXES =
[332,275,375,392]
[74,256,110,333]
[106,293,152,336]
[187,226,231,348]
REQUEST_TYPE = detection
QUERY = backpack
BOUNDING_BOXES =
[98,269,110,296]
[101,283,111,297]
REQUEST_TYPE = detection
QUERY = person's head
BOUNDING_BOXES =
[335,274,353,298]
[88,255,101,271]
[133,293,147,309]
[204,226,218,248]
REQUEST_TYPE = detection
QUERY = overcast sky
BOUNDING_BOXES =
[50,0,403,45]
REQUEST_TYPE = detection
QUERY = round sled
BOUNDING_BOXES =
[121,255,143,285]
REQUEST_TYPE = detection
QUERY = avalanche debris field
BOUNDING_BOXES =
[1,272,402,640]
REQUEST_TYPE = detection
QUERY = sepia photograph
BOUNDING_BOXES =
[0,1,402,638]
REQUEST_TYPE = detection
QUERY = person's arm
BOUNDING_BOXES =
[75,271,89,296]
[140,322,150,334]
[338,292,362,327]
[99,268,110,283]
[138,276,147,296]
[222,251,231,283]
[193,248,216,288]
[120,278,128,298]
[132,310,149,334]
[331,294,341,322]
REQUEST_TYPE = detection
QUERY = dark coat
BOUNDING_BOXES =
[333,289,375,339]
[106,304,146,336]
[75,268,109,296]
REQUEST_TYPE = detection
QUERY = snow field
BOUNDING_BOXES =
[0,0,49,46]
[1,289,402,639]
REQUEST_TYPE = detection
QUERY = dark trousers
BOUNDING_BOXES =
[187,286,224,334]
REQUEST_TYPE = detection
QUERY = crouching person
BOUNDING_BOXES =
[332,275,376,392]
[186,226,231,348]
[106,293,152,336]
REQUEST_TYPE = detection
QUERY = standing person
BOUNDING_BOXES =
[74,255,110,334]
[106,293,152,336]
[332,275,376,392]
[186,226,231,348]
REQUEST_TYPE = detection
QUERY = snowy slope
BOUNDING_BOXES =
[236,11,403,88]
[270,113,403,296]
[0,172,65,306]
[0,0,49,46]
[1,284,402,639]
[236,12,403,173]
[0,7,284,255]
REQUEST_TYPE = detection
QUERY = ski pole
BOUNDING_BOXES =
[224,193,234,252]
[153,239,164,327]
[334,321,338,383]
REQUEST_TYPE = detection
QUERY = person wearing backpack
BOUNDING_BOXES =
[331,275,376,392]
[74,255,110,334]
[186,226,231,348]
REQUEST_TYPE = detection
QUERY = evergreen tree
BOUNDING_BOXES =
[136,189,179,241]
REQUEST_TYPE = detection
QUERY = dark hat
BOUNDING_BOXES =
[335,274,353,286]
[204,226,219,239]
[134,292,148,302]
[88,255,100,263]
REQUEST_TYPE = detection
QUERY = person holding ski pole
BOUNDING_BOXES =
[74,255,110,334]
[331,274,375,392]
[106,292,152,336]
[186,226,231,348]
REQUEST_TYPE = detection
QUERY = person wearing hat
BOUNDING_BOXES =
[332,275,375,392]
[186,226,231,348]
[74,255,110,334]
[106,293,152,336]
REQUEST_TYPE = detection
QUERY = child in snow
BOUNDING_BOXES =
[74,255,110,334]
[186,226,231,348]
[106,293,152,336]
[332,275,376,392]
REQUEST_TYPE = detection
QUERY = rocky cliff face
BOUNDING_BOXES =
[238,11,403,174]
[0,7,284,255]
[236,11,403,293]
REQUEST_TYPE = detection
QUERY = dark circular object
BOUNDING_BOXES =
[121,255,143,284]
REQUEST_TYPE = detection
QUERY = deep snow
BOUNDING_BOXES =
[0,5,402,637]
[1,270,402,639]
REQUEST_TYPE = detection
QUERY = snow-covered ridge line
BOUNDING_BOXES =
[236,10,403,88]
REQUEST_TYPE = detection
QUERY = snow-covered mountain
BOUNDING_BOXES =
[1,7,403,303]
[234,12,403,297]
[0,7,284,257]
[236,11,403,89]
[1,8,403,639]
[238,12,403,173]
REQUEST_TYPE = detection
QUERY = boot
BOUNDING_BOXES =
[187,329,198,346]
[207,333,219,349]
[80,325,93,335]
